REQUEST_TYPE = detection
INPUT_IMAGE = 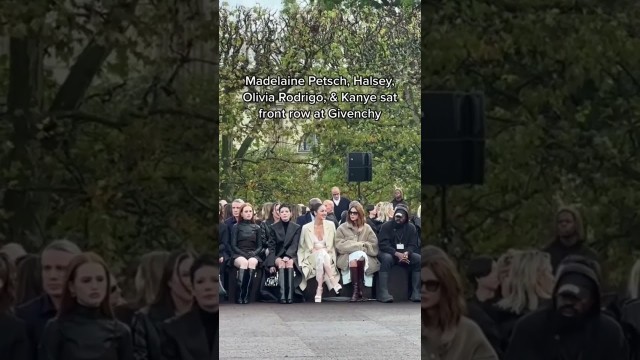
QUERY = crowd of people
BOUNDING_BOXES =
[218,186,422,304]
[422,206,640,360]
[0,240,218,360]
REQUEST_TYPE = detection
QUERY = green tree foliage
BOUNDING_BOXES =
[220,4,421,210]
[304,0,418,10]
[423,0,640,285]
[0,0,215,271]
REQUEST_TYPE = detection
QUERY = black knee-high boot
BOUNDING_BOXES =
[286,268,294,304]
[278,268,286,304]
[236,269,246,304]
[242,269,255,304]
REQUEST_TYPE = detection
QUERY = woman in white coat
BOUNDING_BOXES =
[297,202,342,302]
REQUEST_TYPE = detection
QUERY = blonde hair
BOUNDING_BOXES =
[627,259,640,299]
[497,250,553,314]
[135,251,171,307]
[376,202,394,222]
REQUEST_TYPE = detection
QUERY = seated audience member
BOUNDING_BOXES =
[230,203,265,304]
[377,204,420,302]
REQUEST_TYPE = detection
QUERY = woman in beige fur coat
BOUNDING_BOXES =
[335,201,380,302]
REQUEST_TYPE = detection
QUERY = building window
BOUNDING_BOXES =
[298,134,317,153]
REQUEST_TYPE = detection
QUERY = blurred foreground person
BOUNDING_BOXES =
[493,250,553,351]
[131,250,195,360]
[17,239,81,357]
[39,252,132,360]
[0,253,30,359]
[15,254,43,305]
[0,242,27,265]
[506,260,627,360]
[422,246,498,360]
[161,254,218,360]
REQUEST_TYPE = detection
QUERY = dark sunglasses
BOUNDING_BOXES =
[422,280,440,292]
[349,211,359,215]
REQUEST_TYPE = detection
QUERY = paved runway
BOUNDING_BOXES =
[219,301,420,360]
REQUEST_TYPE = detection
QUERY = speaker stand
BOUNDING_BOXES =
[439,185,452,252]
[357,182,362,202]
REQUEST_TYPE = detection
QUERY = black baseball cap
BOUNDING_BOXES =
[557,273,594,301]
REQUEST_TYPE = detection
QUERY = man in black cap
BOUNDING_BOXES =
[376,204,420,303]
[505,261,628,360]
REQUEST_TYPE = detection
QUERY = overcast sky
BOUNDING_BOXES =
[222,0,283,11]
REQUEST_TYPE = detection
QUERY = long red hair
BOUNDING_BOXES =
[238,203,255,223]
[58,252,114,318]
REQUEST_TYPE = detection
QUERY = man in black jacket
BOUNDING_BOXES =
[224,199,244,233]
[543,206,598,274]
[376,204,420,303]
[505,261,628,360]
[16,239,81,359]
[330,187,351,219]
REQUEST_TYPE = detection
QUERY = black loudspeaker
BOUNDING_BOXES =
[422,92,485,185]
[347,152,372,182]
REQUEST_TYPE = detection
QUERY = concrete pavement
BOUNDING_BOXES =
[219,301,420,360]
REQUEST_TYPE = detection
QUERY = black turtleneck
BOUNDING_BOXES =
[70,303,105,319]
[282,220,289,233]
[199,306,218,350]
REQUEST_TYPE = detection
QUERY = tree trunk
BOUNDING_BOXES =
[4,36,46,248]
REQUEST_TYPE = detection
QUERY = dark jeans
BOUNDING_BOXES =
[378,251,420,272]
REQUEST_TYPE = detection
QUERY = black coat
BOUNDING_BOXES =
[543,240,599,275]
[366,218,383,235]
[229,221,265,261]
[266,221,301,267]
[219,223,230,260]
[332,197,350,219]
[223,217,237,235]
[295,213,312,226]
[0,312,30,360]
[15,294,57,359]
[377,220,419,256]
[131,303,174,360]
[39,306,132,360]
[492,306,525,352]
[161,307,218,360]
[391,199,407,209]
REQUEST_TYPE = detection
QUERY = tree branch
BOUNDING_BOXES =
[54,111,126,129]
[49,0,140,112]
